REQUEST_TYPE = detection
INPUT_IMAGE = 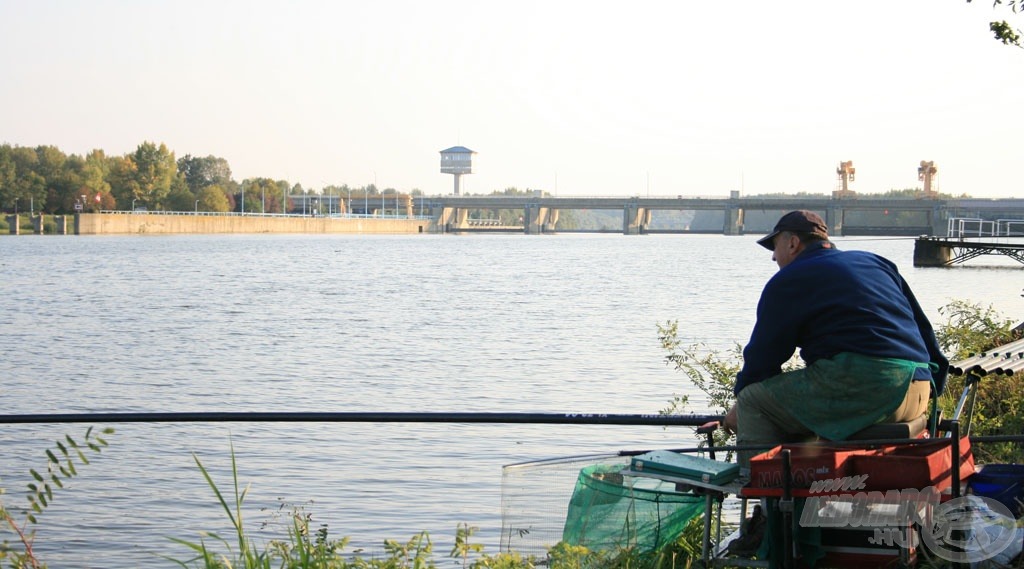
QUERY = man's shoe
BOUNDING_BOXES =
[727,505,766,558]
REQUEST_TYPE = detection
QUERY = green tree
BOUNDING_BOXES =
[35,146,67,211]
[48,153,86,213]
[197,184,231,213]
[0,145,16,210]
[275,180,291,214]
[81,149,114,210]
[177,154,233,194]
[107,155,137,210]
[6,146,46,214]
[241,178,282,214]
[110,142,177,210]
[164,175,196,211]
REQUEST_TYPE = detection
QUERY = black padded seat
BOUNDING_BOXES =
[843,412,929,441]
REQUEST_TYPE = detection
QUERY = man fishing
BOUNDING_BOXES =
[722,210,949,473]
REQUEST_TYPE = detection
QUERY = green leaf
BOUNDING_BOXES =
[56,441,69,456]
[67,461,78,476]
[30,469,44,482]
[66,434,79,448]
[39,493,48,508]
[46,449,59,464]
[87,442,100,452]
[27,483,38,493]
[44,484,53,501]
[26,514,37,524]
[51,474,64,488]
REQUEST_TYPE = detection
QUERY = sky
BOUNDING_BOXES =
[1,1,1022,198]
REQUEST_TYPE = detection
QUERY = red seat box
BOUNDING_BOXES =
[749,444,862,489]
[848,437,974,491]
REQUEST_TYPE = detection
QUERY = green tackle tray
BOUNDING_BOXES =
[629,450,740,485]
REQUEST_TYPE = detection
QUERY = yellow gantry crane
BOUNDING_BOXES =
[833,160,857,198]
[918,160,938,198]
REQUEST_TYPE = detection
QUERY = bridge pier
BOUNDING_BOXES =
[930,205,947,237]
[623,204,646,235]
[543,209,560,233]
[913,238,953,266]
[826,206,844,237]
[436,207,470,231]
[724,206,743,235]
[524,204,548,235]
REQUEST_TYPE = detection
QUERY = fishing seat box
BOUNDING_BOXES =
[749,444,863,489]
[847,436,975,491]
[629,451,739,485]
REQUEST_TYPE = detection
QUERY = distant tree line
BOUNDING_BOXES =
[0,142,417,215]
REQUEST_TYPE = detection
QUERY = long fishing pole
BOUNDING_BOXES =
[0,411,724,426]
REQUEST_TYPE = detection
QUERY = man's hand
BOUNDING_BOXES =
[723,403,738,435]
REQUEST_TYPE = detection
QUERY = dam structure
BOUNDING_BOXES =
[10,194,1024,239]
[427,194,1024,237]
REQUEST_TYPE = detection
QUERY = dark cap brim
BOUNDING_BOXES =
[757,230,781,251]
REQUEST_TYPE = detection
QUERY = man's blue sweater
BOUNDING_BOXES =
[734,241,948,395]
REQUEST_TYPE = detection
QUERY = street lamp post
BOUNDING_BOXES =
[131,198,137,212]
[347,187,351,217]
[262,187,266,214]
[195,199,199,213]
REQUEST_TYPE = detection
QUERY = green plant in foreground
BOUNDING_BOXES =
[0,426,113,569]
[172,440,708,568]
[450,523,483,569]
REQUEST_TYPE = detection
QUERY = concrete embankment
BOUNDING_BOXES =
[73,213,438,235]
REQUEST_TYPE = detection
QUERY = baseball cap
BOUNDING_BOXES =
[756,210,829,251]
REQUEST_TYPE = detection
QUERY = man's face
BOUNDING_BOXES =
[771,232,801,269]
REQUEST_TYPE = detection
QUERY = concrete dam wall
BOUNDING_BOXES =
[74,213,438,235]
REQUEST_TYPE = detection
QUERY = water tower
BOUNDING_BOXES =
[440,146,475,195]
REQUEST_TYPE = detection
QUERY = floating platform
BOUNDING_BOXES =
[913,237,1024,267]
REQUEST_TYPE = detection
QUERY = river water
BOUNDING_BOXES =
[1,233,1021,567]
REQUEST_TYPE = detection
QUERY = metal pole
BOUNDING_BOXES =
[0,411,724,426]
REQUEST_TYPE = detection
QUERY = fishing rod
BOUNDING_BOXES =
[0,411,724,426]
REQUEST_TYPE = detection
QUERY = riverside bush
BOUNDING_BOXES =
[935,299,1024,463]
